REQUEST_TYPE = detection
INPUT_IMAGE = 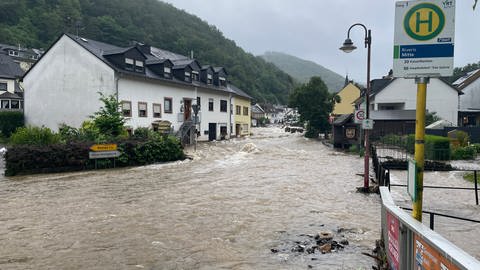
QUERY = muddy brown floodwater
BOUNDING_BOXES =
[1,127,384,269]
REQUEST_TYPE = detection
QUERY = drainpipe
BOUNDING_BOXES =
[229,92,233,139]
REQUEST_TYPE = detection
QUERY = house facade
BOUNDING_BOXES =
[453,69,480,126]
[332,82,360,116]
[369,77,459,126]
[229,85,251,137]
[23,34,251,142]
[0,53,24,112]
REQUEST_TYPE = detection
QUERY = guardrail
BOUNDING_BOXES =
[380,187,480,269]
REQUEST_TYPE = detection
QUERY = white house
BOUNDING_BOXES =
[453,69,480,126]
[22,34,251,142]
[0,53,24,112]
[369,77,460,126]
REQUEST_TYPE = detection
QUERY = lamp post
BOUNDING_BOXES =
[340,23,372,191]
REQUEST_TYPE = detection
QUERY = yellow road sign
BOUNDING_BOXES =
[90,144,117,152]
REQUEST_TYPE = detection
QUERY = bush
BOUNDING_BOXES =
[0,111,24,137]
[451,146,476,160]
[471,143,480,154]
[424,135,450,160]
[5,135,185,176]
[10,126,61,146]
[5,142,91,176]
[455,130,470,147]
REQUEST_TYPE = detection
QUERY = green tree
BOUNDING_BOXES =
[90,93,126,138]
[289,76,338,138]
[425,111,441,126]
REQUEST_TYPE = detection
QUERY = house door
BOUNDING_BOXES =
[184,99,192,121]
[208,123,217,141]
[236,124,241,137]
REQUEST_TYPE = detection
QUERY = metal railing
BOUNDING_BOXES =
[380,187,480,269]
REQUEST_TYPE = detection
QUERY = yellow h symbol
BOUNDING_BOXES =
[415,11,433,33]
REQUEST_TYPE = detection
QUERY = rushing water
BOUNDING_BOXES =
[1,127,384,269]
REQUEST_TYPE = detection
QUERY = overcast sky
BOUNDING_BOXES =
[162,0,479,84]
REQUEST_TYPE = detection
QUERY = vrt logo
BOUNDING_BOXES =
[404,3,445,41]
[442,0,454,8]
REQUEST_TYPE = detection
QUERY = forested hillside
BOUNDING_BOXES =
[261,51,345,93]
[0,0,294,104]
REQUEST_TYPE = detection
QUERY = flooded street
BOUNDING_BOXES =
[1,127,382,269]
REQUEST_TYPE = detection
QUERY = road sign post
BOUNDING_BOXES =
[393,0,455,222]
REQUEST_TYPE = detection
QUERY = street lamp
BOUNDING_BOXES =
[340,23,372,191]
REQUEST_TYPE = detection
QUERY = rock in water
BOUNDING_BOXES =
[240,143,257,153]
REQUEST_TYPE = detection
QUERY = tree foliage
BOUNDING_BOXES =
[447,61,480,83]
[288,77,338,138]
[0,0,294,104]
[90,92,126,138]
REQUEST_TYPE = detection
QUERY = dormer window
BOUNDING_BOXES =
[8,50,18,57]
[135,60,144,72]
[192,71,199,81]
[219,77,226,87]
[125,58,134,71]
[185,71,191,82]
[207,74,213,84]
[164,67,171,78]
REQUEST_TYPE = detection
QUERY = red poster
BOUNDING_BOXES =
[387,211,400,270]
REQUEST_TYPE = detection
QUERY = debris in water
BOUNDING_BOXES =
[270,229,350,258]
[240,143,258,153]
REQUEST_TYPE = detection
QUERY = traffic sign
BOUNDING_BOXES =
[393,0,455,78]
[354,109,365,124]
[362,119,374,130]
[90,144,117,152]
[89,151,121,159]
[408,159,417,201]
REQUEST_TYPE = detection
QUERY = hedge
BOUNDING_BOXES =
[5,136,185,176]
[0,111,24,137]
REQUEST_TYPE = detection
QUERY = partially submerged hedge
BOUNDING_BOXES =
[5,136,185,176]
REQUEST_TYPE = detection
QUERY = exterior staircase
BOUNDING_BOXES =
[176,120,195,145]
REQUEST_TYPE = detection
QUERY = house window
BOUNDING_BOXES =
[1,100,10,109]
[184,71,191,82]
[125,58,134,71]
[153,103,161,118]
[0,82,7,91]
[8,50,18,57]
[164,97,173,113]
[122,101,132,117]
[10,100,19,109]
[196,96,201,111]
[208,98,214,111]
[192,71,199,81]
[135,60,144,72]
[242,124,249,133]
[138,102,147,117]
[220,100,227,112]
[31,55,38,60]
[219,77,226,86]
[243,106,249,116]
[207,74,213,84]
[236,105,241,115]
[164,67,171,78]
